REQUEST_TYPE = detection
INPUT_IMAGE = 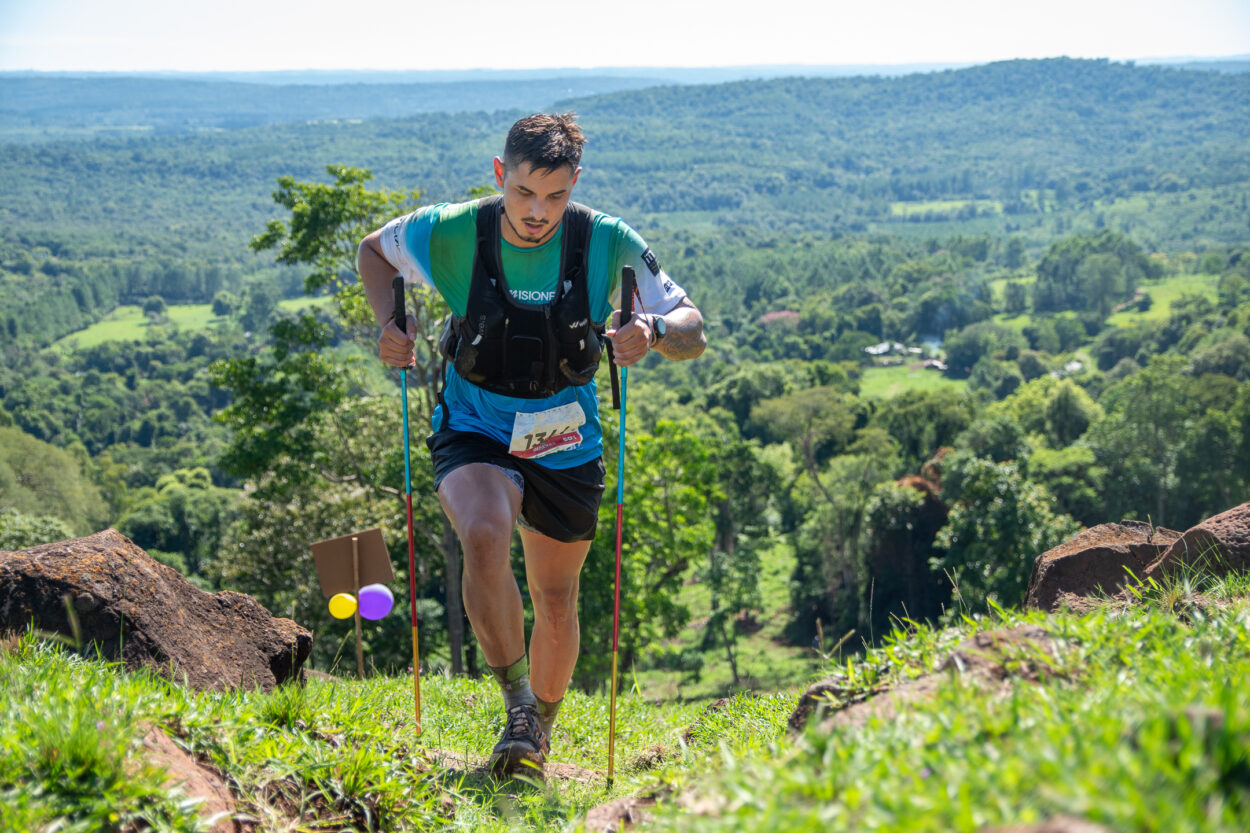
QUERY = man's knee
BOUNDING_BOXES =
[533,583,579,630]
[459,516,512,564]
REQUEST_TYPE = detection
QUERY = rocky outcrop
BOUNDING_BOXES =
[140,726,240,833]
[1144,502,1250,581]
[0,529,311,691]
[1025,521,1180,612]
[790,626,1061,733]
[583,794,662,833]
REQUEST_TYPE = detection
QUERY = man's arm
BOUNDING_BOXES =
[357,229,415,368]
[608,297,705,367]
[652,298,706,361]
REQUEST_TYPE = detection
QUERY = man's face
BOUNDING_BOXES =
[493,157,580,247]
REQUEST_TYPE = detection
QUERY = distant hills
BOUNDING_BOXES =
[1,58,1246,275]
[3,56,1246,140]
[0,76,656,139]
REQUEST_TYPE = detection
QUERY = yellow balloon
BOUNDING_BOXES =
[329,593,357,619]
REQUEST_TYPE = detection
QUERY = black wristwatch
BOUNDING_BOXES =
[648,313,666,345]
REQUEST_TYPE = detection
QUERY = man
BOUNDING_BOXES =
[357,113,705,777]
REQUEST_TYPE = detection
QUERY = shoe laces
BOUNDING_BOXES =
[504,703,542,740]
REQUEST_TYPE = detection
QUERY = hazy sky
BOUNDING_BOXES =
[2,0,1248,72]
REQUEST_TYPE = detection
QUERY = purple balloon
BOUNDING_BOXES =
[358,583,394,620]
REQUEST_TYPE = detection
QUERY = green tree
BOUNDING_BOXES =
[698,412,777,687]
[750,387,858,481]
[0,426,108,535]
[955,413,1028,463]
[238,279,281,335]
[1033,230,1158,314]
[142,295,167,317]
[576,416,720,688]
[935,455,1081,609]
[210,316,350,497]
[1173,409,1244,524]
[1028,445,1105,526]
[788,428,902,642]
[1003,281,1028,314]
[1043,379,1102,446]
[870,388,974,471]
[211,290,238,316]
[116,467,238,578]
[1189,333,1250,382]
[0,508,73,550]
[943,321,1028,378]
[251,166,419,297]
[221,166,475,671]
[1085,355,1191,526]
[968,356,1024,400]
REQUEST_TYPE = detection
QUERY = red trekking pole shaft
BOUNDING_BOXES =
[608,265,635,786]
[393,276,422,737]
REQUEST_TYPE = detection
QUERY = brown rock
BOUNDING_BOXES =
[791,626,1059,733]
[139,726,240,833]
[1025,521,1180,611]
[1144,502,1250,581]
[0,529,311,691]
[583,793,663,832]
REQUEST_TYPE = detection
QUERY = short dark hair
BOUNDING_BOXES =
[503,113,586,174]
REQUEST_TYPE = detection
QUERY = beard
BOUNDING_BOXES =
[503,208,560,246]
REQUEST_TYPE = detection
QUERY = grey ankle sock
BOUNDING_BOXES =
[488,655,537,711]
[536,696,563,735]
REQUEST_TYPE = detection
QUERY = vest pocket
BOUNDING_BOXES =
[503,327,547,390]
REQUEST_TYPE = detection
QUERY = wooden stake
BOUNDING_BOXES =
[352,535,364,680]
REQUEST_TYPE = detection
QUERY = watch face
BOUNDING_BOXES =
[654,315,666,339]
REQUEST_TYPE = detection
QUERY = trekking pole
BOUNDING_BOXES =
[393,276,422,737]
[608,265,636,787]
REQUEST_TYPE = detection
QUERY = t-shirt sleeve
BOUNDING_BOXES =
[609,224,688,317]
[378,205,444,289]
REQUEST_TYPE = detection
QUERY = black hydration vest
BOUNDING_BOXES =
[437,195,604,399]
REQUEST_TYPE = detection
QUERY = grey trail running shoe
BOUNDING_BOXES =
[488,702,549,779]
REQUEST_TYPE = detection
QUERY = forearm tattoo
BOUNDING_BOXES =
[654,302,707,361]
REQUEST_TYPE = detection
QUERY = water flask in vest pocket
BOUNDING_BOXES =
[503,330,546,386]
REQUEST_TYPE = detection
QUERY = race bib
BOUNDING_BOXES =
[508,402,587,460]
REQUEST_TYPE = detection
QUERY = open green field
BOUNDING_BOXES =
[1107,272,1220,327]
[988,274,1037,305]
[859,364,968,399]
[52,297,331,351]
[889,198,1004,218]
[989,272,1218,334]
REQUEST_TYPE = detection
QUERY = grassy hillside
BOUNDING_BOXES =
[4,570,1247,832]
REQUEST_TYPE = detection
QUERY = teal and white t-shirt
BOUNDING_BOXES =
[380,198,686,468]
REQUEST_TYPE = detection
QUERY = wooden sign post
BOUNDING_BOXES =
[310,528,395,680]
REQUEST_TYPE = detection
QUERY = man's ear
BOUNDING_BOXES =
[493,157,505,189]
[571,166,581,187]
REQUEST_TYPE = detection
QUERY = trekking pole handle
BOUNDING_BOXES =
[392,275,407,335]
[620,265,635,327]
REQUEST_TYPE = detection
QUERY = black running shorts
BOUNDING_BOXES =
[426,426,605,543]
